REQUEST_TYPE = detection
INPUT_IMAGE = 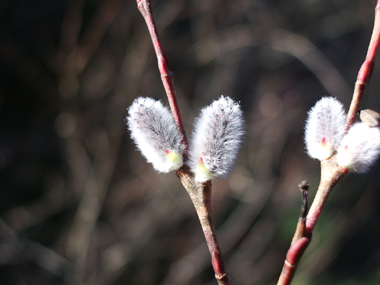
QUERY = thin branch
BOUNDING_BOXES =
[136,0,189,155]
[305,159,347,233]
[177,167,232,285]
[345,0,380,132]
[59,0,85,54]
[290,181,309,246]
[76,0,122,73]
[277,1,380,284]
[277,158,347,285]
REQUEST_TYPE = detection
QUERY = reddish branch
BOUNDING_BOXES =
[345,1,380,132]
[136,0,189,155]
[277,1,380,284]
[177,169,232,284]
[136,1,231,284]
[278,158,347,285]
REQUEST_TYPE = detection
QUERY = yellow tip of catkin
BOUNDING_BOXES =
[336,145,353,169]
[166,150,183,171]
[320,138,333,160]
[194,157,214,182]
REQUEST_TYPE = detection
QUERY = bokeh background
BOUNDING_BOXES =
[1,0,380,284]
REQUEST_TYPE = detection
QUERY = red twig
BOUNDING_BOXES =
[277,237,310,285]
[345,0,380,132]
[136,0,189,155]
[277,1,380,284]
[278,158,347,285]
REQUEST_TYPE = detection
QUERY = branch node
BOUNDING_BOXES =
[299,180,309,222]
[284,260,294,268]
[291,181,310,245]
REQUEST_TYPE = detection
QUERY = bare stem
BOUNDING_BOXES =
[345,0,380,132]
[277,237,310,285]
[136,0,189,155]
[277,2,380,284]
[177,167,232,285]
[277,158,347,285]
[305,159,347,232]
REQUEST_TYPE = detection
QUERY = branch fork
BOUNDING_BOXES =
[177,166,231,284]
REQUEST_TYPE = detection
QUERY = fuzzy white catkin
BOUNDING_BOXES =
[305,97,346,161]
[336,123,380,173]
[127,97,185,173]
[189,96,244,182]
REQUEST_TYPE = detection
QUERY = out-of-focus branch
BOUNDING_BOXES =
[59,0,85,54]
[75,0,122,73]
[65,131,115,285]
[58,1,124,284]
[58,0,121,99]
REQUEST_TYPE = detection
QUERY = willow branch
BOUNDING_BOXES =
[345,0,380,132]
[136,1,231,283]
[277,1,380,284]
[136,0,189,155]
[177,167,232,285]
[277,158,347,285]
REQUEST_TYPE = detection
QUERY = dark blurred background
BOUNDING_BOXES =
[1,0,380,284]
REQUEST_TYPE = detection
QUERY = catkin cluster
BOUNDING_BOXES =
[305,97,380,173]
[127,96,244,182]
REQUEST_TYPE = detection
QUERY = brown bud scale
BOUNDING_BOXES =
[359,109,380,127]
